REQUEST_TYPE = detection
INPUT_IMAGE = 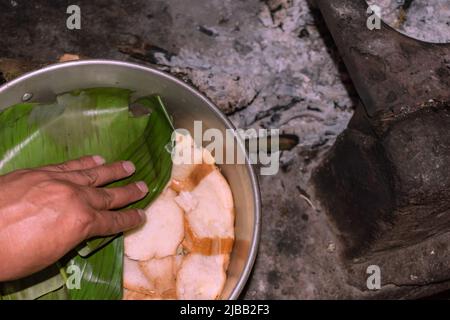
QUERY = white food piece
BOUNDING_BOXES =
[171,132,215,182]
[124,188,184,260]
[139,257,178,299]
[176,254,228,300]
[174,191,198,212]
[183,169,234,239]
[123,257,153,294]
[124,256,181,299]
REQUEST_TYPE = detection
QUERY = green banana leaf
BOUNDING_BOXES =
[0,88,173,300]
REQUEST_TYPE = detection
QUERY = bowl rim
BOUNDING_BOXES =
[0,59,261,300]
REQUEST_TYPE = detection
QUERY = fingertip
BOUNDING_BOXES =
[136,181,149,194]
[137,209,146,223]
[92,209,147,237]
[122,161,136,175]
[124,209,146,230]
[92,155,106,165]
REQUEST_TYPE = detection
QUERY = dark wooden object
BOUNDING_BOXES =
[312,0,450,295]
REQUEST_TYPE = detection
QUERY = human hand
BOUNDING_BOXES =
[0,156,148,281]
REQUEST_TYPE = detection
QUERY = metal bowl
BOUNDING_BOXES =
[0,59,261,299]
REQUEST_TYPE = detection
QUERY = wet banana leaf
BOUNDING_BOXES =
[0,88,173,299]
